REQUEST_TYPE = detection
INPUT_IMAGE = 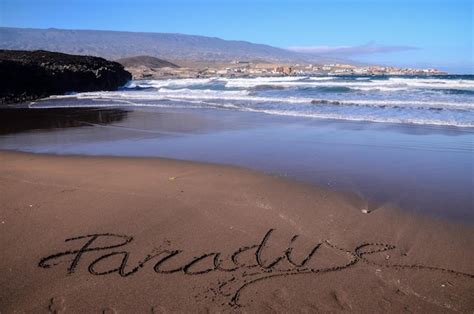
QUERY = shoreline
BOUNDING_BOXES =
[1,149,472,225]
[1,151,472,312]
[1,106,472,222]
[1,146,473,224]
[1,149,473,226]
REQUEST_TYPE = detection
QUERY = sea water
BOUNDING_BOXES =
[31,75,474,128]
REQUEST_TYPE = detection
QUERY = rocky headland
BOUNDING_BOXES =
[0,50,131,104]
[116,55,180,79]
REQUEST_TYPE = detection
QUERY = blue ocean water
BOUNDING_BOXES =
[31,75,474,128]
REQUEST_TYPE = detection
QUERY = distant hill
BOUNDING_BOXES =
[117,56,179,68]
[0,27,340,64]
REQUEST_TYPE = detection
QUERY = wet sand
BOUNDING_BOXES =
[0,151,473,312]
[0,107,472,221]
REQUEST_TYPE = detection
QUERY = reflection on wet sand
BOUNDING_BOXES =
[0,108,129,135]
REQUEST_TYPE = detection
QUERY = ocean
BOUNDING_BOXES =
[30,75,474,128]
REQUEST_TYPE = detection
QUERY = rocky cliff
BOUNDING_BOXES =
[0,50,132,104]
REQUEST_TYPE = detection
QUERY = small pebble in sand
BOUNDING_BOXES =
[29,204,33,207]
[1,221,5,224]
[361,209,370,214]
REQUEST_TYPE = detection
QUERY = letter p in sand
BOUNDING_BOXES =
[38,233,133,274]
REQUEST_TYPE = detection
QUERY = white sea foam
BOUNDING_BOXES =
[386,77,474,89]
[42,88,473,111]
[35,77,474,128]
[30,98,474,128]
[239,108,474,128]
[138,78,217,89]
[308,77,338,81]
[124,77,474,92]
[222,78,474,90]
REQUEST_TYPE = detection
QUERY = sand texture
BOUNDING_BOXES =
[0,151,473,312]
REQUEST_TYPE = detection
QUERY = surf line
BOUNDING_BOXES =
[38,229,473,307]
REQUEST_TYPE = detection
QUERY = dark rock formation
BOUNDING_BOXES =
[0,50,132,104]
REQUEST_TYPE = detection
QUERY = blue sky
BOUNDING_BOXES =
[1,0,472,73]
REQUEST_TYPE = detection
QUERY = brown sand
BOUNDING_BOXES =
[0,151,472,312]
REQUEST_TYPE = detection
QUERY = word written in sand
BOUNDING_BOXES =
[39,229,473,307]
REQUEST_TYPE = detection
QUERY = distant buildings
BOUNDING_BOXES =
[127,59,447,79]
[203,61,447,77]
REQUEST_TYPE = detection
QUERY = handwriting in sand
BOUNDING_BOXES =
[39,229,473,307]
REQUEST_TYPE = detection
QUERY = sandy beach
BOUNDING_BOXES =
[1,151,472,312]
[1,0,473,312]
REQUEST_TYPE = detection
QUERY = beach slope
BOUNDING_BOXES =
[0,151,472,312]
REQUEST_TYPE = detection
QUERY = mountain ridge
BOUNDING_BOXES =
[117,55,179,68]
[0,27,341,64]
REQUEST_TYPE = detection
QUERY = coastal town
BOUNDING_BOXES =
[125,58,447,79]
[203,61,447,76]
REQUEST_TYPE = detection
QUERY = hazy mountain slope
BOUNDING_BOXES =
[0,27,325,63]
[117,56,179,68]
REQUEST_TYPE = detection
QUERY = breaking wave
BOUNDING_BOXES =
[32,75,474,128]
